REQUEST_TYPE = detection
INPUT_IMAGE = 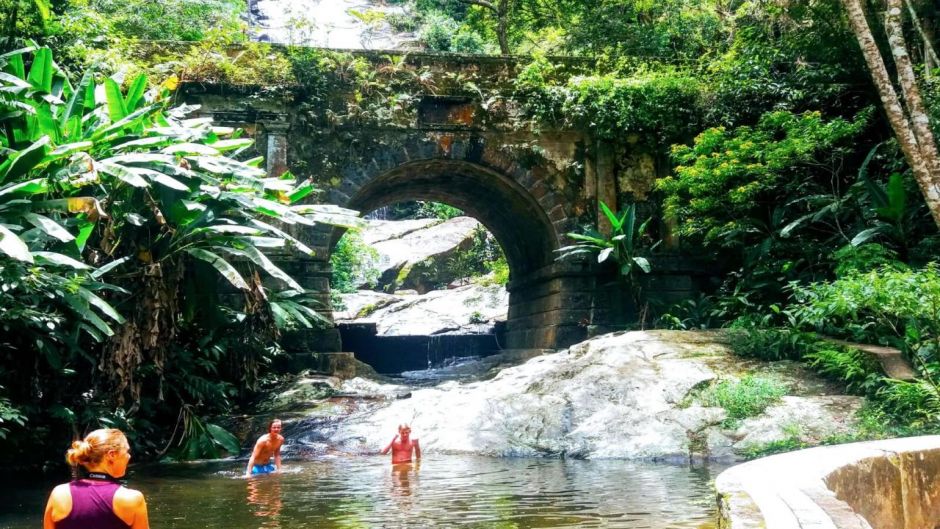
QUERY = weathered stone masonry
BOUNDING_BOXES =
[180,50,705,354]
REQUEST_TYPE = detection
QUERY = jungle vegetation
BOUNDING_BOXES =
[2,0,940,466]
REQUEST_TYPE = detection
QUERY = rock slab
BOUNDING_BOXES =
[330,330,865,461]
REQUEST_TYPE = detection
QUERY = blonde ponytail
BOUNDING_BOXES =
[65,429,128,469]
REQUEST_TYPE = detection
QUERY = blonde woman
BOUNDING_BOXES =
[43,428,149,529]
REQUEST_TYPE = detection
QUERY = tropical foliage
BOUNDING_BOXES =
[0,46,357,464]
[556,201,655,286]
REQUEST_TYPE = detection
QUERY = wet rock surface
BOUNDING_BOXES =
[335,283,508,336]
[312,330,864,461]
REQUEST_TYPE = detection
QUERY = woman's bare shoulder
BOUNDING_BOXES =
[49,483,71,500]
[114,486,145,506]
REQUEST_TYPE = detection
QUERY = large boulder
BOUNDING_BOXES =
[328,330,864,461]
[360,217,484,293]
[335,283,508,336]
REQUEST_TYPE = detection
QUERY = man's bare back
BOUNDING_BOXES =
[381,424,420,464]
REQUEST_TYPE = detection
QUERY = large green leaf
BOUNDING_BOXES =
[250,219,315,255]
[26,47,52,93]
[92,102,159,141]
[123,74,148,112]
[0,178,47,197]
[96,161,149,188]
[104,78,128,122]
[60,71,94,138]
[185,248,249,290]
[62,293,114,337]
[2,52,27,79]
[24,213,74,242]
[205,423,240,454]
[877,173,906,223]
[129,167,190,191]
[77,287,125,323]
[31,0,52,21]
[599,201,621,231]
[0,72,32,89]
[208,138,253,152]
[219,244,302,291]
[1,136,49,182]
[33,251,89,269]
[0,225,32,262]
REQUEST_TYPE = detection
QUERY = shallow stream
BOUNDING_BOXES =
[1,455,723,528]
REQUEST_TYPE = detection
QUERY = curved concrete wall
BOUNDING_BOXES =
[715,436,940,529]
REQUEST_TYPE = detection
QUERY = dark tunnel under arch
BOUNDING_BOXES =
[331,159,561,281]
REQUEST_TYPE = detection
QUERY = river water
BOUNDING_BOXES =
[1,454,723,528]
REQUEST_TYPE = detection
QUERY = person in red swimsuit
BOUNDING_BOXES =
[381,424,421,464]
[43,428,149,529]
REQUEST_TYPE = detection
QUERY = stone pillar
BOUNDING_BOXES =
[595,140,618,235]
[504,261,598,350]
[259,120,343,356]
[264,121,290,178]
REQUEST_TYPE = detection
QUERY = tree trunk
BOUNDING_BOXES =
[496,0,510,55]
[842,0,940,227]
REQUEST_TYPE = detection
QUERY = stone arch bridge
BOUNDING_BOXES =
[180,49,704,354]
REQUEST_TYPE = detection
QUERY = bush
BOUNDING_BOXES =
[698,375,788,425]
[832,243,905,277]
[452,29,486,54]
[420,12,459,51]
[726,327,807,362]
[804,347,882,395]
[791,264,940,356]
[331,231,380,293]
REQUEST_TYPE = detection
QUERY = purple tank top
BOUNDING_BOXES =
[57,480,131,529]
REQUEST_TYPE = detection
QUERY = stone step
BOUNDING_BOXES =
[819,337,917,381]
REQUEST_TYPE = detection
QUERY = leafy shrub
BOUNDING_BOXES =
[331,231,380,293]
[659,110,869,247]
[832,243,904,277]
[791,264,940,356]
[0,46,355,464]
[415,201,463,220]
[518,68,703,146]
[698,375,788,424]
[420,12,459,52]
[804,347,882,395]
[876,379,940,429]
[726,327,808,362]
[486,254,510,285]
[386,12,419,33]
[452,29,486,54]
[658,294,719,330]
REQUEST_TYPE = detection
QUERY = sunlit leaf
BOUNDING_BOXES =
[24,213,74,242]
[186,248,249,290]
[0,225,32,262]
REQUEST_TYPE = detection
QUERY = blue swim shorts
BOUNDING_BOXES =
[251,463,276,475]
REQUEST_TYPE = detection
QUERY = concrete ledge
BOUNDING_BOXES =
[716,436,940,529]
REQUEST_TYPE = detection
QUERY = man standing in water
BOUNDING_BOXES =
[381,424,421,464]
[245,419,284,477]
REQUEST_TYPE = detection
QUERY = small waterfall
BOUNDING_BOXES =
[366,206,392,221]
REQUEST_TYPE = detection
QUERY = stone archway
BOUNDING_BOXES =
[344,159,559,280]
[323,156,594,352]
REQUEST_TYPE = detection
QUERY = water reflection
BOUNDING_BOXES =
[0,455,726,529]
[246,476,283,528]
[390,461,419,503]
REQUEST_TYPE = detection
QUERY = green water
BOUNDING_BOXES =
[1,454,724,528]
